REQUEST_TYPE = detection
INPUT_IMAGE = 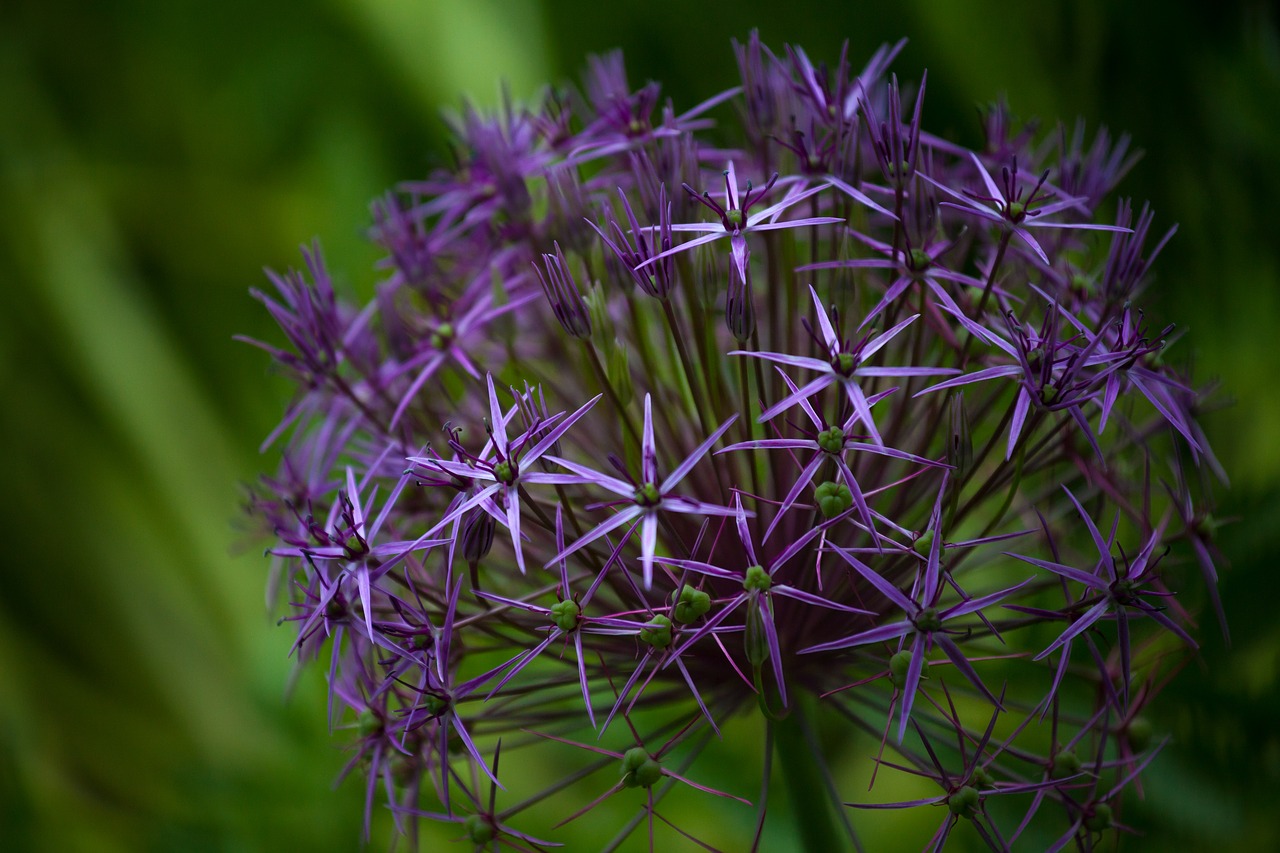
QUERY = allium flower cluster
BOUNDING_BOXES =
[244,33,1227,851]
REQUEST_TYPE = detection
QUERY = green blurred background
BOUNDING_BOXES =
[2,1,1277,850]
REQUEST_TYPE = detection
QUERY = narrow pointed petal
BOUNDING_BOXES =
[662,414,739,492]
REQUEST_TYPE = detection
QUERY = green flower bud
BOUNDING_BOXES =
[465,814,495,844]
[817,426,846,455]
[888,650,913,688]
[1006,200,1026,220]
[672,585,711,624]
[725,208,745,228]
[743,564,771,593]
[1083,802,1113,833]
[947,785,981,819]
[621,747,663,788]
[835,352,857,375]
[815,481,853,519]
[971,765,994,790]
[640,615,673,649]
[912,529,934,558]
[550,599,580,632]
[1125,716,1153,753]
[1050,749,1081,779]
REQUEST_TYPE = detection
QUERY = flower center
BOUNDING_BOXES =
[633,482,663,507]
[817,426,846,455]
[493,459,518,485]
[550,599,581,632]
[423,692,451,718]
[1111,577,1139,604]
[913,606,943,633]
[743,565,771,593]
[429,322,455,351]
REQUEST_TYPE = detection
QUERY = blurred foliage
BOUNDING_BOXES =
[0,0,1276,850]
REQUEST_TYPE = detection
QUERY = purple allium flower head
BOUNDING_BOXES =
[245,33,1228,851]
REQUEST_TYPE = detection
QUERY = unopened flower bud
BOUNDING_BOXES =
[534,242,591,339]
[912,529,934,557]
[640,615,673,649]
[1050,749,1081,779]
[814,481,853,518]
[672,585,711,623]
[1083,802,1113,832]
[888,650,913,688]
[465,814,496,844]
[971,765,994,790]
[947,785,980,819]
[461,506,496,568]
[620,747,663,788]
[1125,716,1153,752]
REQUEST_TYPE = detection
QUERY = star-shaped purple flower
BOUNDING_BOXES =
[546,394,740,587]
[636,161,842,283]
[733,285,959,444]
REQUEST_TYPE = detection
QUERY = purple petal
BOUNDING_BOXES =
[827,543,917,612]
[802,618,912,654]
[640,512,659,588]
[758,373,836,422]
[862,313,918,360]
[662,413,738,492]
